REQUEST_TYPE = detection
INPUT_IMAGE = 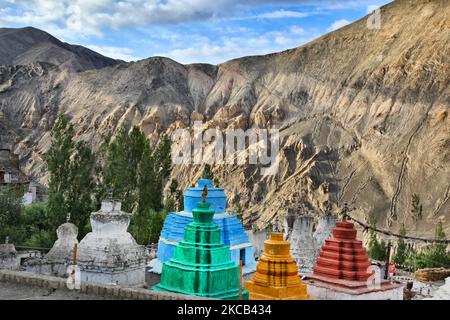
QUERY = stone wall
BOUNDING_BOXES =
[0,270,209,300]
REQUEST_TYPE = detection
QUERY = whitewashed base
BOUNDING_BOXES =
[81,268,145,287]
[307,283,404,300]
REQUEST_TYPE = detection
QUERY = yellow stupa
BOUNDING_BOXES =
[245,232,311,300]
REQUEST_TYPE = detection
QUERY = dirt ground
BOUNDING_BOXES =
[0,282,112,300]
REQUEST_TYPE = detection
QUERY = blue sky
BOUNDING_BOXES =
[0,0,392,64]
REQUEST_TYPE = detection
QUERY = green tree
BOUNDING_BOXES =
[46,115,74,230]
[404,222,449,269]
[46,116,97,237]
[235,203,243,222]
[419,221,449,268]
[66,141,96,237]
[411,193,423,222]
[134,144,155,243]
[130,208,167,245]
[103,126,147,212]
[166,179,183,212]
[154,134,172,180]
[393,223,408,265]
[147,209,168,244]
[204,164,214,180]
[0,184,24,243]
[367,216,387,261]
[93,134,112,207]
[102,127,172,243]
[21,203,54,248]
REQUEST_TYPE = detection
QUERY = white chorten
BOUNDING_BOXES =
[24,222,78,277]
[77,200,146,286]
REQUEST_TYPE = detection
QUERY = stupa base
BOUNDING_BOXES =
[81,268,145,287]
[245,283,310,300]
[152,284,249,300]
[304,274,403,300]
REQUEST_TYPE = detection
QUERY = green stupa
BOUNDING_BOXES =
[152,186,248,300]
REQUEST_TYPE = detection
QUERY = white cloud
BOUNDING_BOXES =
[85,45,139,61]
[257,10,308,19]
[290,26,306,35]
[0,0,233,38]
[0,1,318,39]
[157,27,317,64]
[327,19,350,32]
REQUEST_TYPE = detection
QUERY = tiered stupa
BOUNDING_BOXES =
[77,200,146,286]
[153,186,248,299]
[150,178,256,274]
[304,217,403,300]
[245,232,310,300]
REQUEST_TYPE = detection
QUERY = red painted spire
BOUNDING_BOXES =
[313,221,372,281]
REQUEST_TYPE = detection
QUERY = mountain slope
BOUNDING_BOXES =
[0,0,448,237]
[0,27,121,71]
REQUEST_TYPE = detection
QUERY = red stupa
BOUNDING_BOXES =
[304,215,403,299]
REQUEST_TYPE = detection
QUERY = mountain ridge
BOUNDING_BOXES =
[0,26,122,71]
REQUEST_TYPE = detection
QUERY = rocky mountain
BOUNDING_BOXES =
[0,27,121,71]
[0,0,448,237]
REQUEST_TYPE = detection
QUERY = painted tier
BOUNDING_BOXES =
[304,220,403,299]
[313,221,372,281]
[245,233,310,300]
[150,179,256,274]
[152,202,248,300]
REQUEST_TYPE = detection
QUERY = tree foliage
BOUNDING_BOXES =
[166,179,183,212]
[414,221,450,268]
[411,193,423,222]
[102,126,172,244]
[367,216,387,261]
[3,122,172,248]
[46,116,96,238]
[0,185,24,243]
[393,223,407,265]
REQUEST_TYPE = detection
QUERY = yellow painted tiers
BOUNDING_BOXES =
[245,232,311,300]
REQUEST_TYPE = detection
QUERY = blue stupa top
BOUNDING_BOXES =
[184,179,227,213]
[150,178,257,275]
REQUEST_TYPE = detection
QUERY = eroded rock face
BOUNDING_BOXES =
[0,0,448,237]
[77,200,146,286]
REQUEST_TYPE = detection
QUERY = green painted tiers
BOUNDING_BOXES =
[152,201,248,300]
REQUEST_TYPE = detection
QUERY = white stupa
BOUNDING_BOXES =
[24,221,78,277]
[77,200,146,286]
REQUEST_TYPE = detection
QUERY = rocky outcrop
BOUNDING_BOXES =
[0,0,448,238]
